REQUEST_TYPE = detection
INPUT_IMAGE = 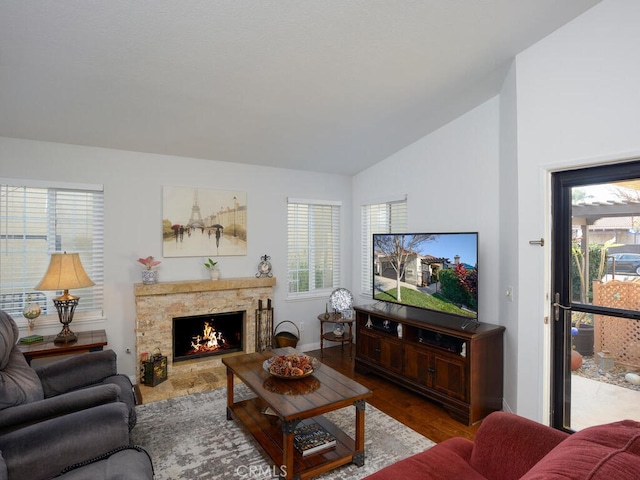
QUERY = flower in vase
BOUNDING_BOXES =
[138,256,161,270]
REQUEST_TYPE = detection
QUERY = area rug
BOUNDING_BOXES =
[131,384,435,479]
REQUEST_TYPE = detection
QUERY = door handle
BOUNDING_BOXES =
[553,292,571,322]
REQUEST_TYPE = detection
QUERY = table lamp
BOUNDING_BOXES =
[35,252,95,343]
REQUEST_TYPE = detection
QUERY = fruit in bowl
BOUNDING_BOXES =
[264,353,318,379]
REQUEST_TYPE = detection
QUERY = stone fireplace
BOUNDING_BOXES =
[134,277,275,403]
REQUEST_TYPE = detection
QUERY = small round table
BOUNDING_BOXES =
[318,312,354,359]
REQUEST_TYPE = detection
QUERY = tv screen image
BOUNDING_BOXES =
[373,233,478,320]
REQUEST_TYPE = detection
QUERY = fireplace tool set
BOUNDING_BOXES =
[256,298,274,352]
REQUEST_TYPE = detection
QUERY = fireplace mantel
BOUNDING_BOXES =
[134,276,276,296]
[134,276,276,403]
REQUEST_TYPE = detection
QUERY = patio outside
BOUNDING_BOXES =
[571,181,640,430]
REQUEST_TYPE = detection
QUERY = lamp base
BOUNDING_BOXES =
[53,295,79,344]
[54,329,78,344]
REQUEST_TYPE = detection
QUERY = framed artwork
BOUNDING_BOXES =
[162,186,247,257]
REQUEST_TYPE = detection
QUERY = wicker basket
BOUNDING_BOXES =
[273,320,300,348]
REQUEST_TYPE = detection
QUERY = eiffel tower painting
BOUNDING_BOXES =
[162,186,247,258]
[187,190,205,229]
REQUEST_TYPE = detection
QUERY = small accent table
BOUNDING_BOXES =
[18,329,107,365]
[318,312,354,358]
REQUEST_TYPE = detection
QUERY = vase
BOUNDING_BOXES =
[142,269,158,285]
[572,324,594,356]
[209,268,220,281]
[571,349,583,370]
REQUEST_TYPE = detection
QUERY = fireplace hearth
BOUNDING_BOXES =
[173,311,244,362]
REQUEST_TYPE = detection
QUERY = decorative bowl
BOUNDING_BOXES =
[263,353,319,380]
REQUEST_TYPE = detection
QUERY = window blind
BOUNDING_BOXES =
[0,182,104,321]
[361,198,407,295]
[287,198,341,298]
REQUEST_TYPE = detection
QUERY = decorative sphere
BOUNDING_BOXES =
[571,350,583,370]
[571,327,579,336]
[22,303,41,320]
[625,373,640,386]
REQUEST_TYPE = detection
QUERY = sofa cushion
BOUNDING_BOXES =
[0,311,19,369]
[522,419,640,480]
[0,348,44,409]
[0,452,7,480]
[0,383,121,435]
[363,437,486,480]
[101,374,137,429]
[0,403,131,480]
[36,350,118,397]
[0,310,44,409]
[469,411,568,480]
[55,446,154,480]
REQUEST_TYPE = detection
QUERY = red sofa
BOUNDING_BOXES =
[364,411,640,480]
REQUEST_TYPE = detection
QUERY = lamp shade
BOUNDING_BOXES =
[35,252,95,291]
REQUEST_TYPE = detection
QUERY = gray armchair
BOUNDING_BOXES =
[0,310,137,432]
[0,402,154,480]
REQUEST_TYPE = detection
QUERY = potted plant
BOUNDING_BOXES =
[204,258,220,280]
[138,256,161,284]
[571,311,594,356]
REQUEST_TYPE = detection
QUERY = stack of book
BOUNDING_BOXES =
[293,422,336,457]
[19,334,44,344]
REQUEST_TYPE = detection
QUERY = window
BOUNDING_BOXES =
[287,198,341,298]
[361,197,407,295]
[0,180,104,323]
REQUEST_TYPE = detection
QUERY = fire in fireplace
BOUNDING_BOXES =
[173,311,244,362]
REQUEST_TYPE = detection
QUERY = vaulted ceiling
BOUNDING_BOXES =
[0,1,601,175]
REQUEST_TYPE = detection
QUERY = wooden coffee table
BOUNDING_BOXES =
[223,347,373,480]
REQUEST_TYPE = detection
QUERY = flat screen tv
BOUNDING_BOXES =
[373,232,478,321]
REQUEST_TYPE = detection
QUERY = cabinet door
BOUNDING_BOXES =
[357,329,381,364]
[432,353,467,401]
[379,337,403,374]
[404,343,433,385]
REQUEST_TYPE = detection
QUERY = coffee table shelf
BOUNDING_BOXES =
[223,347,372,480]
[228,398,356,477]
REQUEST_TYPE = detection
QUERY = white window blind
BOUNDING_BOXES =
[361,197,407,295]
[0,181,104,321]
[287,198,341,298]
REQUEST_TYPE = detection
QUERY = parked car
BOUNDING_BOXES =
[607,253,640,275]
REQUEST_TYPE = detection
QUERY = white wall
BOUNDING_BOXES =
[351,96,502,353]
[512,0,640,421]
[499,61,519,414]
[0,137,352,377]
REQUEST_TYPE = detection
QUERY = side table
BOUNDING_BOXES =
[318,312,354,358]
[17,329,107,365]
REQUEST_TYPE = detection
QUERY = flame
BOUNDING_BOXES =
[189,321,226,353]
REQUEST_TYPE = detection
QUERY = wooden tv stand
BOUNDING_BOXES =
[354,304,505,425]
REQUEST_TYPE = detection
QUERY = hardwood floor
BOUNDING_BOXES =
[307,345,481,444]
